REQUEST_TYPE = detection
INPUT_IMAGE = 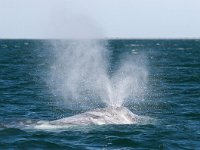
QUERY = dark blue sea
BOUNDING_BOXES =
[0,39,199,149]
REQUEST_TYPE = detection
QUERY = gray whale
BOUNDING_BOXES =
[33,107,139,129]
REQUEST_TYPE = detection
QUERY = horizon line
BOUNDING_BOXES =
[0,37,200,40]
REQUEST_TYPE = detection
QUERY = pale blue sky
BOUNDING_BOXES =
[0,0,200,39]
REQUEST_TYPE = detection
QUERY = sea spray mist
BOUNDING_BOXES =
[49,39,148,110]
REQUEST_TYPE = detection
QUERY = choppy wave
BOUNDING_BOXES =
[0,40,200,149]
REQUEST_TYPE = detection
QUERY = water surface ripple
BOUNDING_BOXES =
[0,40,199,149]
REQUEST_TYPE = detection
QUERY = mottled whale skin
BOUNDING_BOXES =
[33,107,139,129]
[51,107,138,125]
[0,107,153,130]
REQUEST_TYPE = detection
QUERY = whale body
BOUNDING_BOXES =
[32,107,139,129]
[51,106,138,125]
[1,107,154,130]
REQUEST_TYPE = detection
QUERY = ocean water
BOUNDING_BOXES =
[0,39,200,149]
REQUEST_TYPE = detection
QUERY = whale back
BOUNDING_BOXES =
[1,107,154,130]
[50,107,138,126]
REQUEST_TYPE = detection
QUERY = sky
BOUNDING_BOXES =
[0,0,200,39]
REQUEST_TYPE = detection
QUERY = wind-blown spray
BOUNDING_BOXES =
[49,40,148,109]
